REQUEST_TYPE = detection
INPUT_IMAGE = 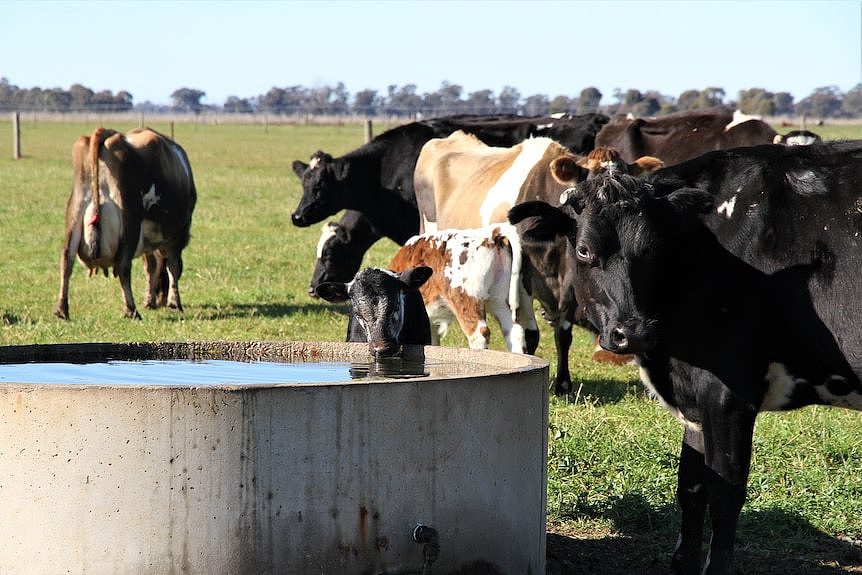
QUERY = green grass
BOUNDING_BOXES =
[1,120,861,568]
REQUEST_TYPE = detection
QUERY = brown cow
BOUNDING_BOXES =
[389,225,536,353]
[595,108,786,166]
[55,127,197,320]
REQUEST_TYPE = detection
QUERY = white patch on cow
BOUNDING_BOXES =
[142,185,159,210]
[422,216,438,234]
[309,156,321,170]
[762,362,804,410]
[638,365,703,432]
[479,138,553,226]
[626,112,636,120]
[784,134,819,146]
[724,110,762,131]
[316,222,339,258]
[442,230,510,301]
[536,122,553,130]
[716,195,737,219]
[468,321,490,349]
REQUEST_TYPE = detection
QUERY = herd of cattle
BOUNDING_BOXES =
[54,108,861,574]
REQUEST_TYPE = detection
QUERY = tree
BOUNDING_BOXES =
[737,88,774,116]
[497,86,521,114]
[841,83,862,117]
[523,94,549,116]
[224,96,254,114]
[773,92,794,116]
[677,89,701,111]
[352,89,379,116]
[577,87,602,114]
[465,89,495,114]
[548,95,573,115]
[170,88,206,114]
[797,86,843,118]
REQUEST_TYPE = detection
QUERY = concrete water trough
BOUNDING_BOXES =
[0,341,549,574]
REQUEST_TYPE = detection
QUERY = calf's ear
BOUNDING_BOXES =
[399,266,433,289]
[315,282,350,303]
[292,160,308,178]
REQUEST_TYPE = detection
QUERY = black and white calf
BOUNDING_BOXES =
[509,140,862,574]
[315,266,433,357]
[308,210,382,296]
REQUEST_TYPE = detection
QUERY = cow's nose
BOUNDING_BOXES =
[291,213,307,226]
[372,341,400,357]
[307,285,318,297]
[610,326,629,351]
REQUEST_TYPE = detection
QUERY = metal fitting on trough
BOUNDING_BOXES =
[413,524,440,574]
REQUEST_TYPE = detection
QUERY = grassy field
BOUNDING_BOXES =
[1,119,861,572]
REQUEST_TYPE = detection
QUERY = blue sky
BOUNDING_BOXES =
[1,0,859,106]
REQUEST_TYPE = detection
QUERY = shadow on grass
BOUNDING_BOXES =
[189,301,348,320]
[548,493,862,574]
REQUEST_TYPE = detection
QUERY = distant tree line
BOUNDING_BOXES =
[2,77,861,119]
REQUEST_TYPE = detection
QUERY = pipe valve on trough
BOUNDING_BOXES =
[413,523,440,575]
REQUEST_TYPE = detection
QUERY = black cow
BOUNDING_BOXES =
[315,266,433,357]
[595,108,815,166]
[308,210,382,296]
[509,141,862,574]
[55,127,197,320]
[294,114,609,293]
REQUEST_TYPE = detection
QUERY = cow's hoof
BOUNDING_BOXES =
[54,308,69,321]
[124,309,142,320]
[551,378,572,396]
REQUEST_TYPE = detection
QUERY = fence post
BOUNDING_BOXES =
[364,119,373,143]
[12,112,20,159]
[170,121,175,141]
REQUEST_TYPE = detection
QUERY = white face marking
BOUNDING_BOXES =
[638,365,703,432]
[480,138,553,226]
[308,156,321,170]
[316,222,339,258]
[716,195,737,219]
[142,185,159,210]
[467,321,490,349]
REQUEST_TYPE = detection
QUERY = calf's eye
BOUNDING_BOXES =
[575,244,592,262]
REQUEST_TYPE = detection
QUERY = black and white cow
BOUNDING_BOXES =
[294,114,609,293]
[509,140,862,574]
[308,210,383,296]
[315,266,433,357]
[55,127,197,320]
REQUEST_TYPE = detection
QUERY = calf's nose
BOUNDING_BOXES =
[291,213,307,227]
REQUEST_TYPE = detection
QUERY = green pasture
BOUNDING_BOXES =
[1,119,860,569]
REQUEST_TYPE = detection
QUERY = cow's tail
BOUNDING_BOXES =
[84,127,110,261]
[500,223,524,325]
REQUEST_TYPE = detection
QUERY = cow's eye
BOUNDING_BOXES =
[575,244,593,263]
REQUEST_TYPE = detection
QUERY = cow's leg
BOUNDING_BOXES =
[163,250,184,312]
[672,428,707,575]
[487,298,525,353]
[142,252,165,309]
[54,226,82,320]
[549,320,573,395]
[446,294,489,349]
[515,288,540,354]
[114,253,141,320]
[701,407,756,575]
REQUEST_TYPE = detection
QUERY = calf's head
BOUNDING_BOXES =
[291,151,348,227]
[315,266,433,357]
[308,221,361,296]
[509,174,712,356]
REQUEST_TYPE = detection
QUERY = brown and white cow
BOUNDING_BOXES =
[54,127,197,320]
[413,131,590,233]
[389,225,537,353]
